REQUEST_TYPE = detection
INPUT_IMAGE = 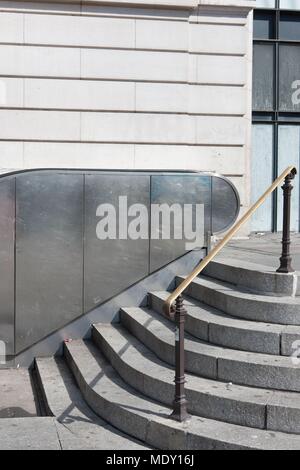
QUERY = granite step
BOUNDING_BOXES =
[35,356,149,450]
[64,338,300,449]
[118,307,300,391]
[95,320,300,433]
[149,290,300,356]
[203,257,299,296]
[176,275,300,325]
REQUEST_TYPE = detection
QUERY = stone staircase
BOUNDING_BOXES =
[36,257,300,449]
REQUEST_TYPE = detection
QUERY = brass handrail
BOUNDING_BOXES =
[163,165,297,317]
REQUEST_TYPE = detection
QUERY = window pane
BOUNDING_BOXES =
[279,45,300,111]
[280,12,300,40]
[280,0,300,10]
[254,11,275,39]
[277,126,300,231]
[256,0,276,7]
[253,112,275,121]
[251,125,273,232]
[253,44,275,111]
[278,113,300,121]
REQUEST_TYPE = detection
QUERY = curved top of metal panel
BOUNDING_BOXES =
[0,167,240,234]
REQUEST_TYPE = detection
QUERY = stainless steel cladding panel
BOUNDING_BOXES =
[150,175,211,273]
[84,174,150,312]
[15,174,84,353]
[0,178,15,356]
[212,176,240,234]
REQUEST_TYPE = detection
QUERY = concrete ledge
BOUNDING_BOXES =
[6,0,256,10]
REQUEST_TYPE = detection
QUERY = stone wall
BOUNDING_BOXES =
[0,0,255,217]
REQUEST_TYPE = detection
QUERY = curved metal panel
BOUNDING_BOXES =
[0,179,15,356]
[15,174,84,353]
[212,175,240,234]
[150,175,211,273]
[0,168,240,356]
[84,174,150,312]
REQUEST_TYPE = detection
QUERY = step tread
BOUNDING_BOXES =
[206,257,300,282]
[65,338,300,449]
[150,290,291,334]
[36,356,149,450]
[183,275,300,305]
[208,257,295,274]
[97,318,300,410]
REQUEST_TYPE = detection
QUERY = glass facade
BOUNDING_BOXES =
[252,0,300,231]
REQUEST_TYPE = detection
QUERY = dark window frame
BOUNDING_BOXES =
[253,0,300,230]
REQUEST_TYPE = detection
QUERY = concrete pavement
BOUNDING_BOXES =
[222,233,300,271]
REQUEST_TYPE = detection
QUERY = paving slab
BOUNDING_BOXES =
[36,356,150,450]
[223,233,300,272]
[0,417,60,450]
[0,368,38,418]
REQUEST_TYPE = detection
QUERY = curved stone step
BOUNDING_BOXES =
[118,307,300,393]
[35,356,149,450]
[95,319,300,434]
[177,275,300,325]
[203,257,299,296]
[149,291,300,356]
[64,338,300,449]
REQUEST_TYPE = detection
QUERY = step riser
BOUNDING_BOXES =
[177,277,300,326]
[267,404,300,434]
[149,293,282,355]
[34,361,54,418]
[208,324,280,356]
[203,261,297,296]
[217,358,300,393]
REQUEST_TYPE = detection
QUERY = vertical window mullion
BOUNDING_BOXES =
[273,4,280,231]
[273,123,279,230]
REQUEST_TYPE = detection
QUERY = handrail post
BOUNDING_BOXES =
[170,295,189,422]
[277,169,297,273]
